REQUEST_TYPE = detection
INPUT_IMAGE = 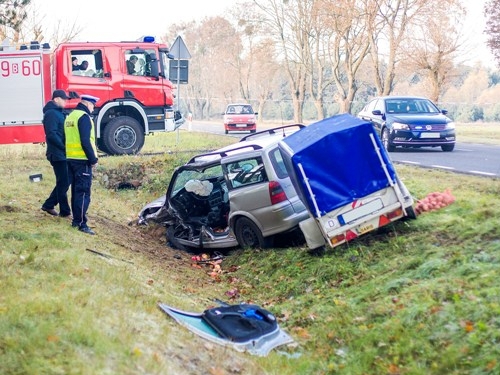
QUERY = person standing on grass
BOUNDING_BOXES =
[41,89,73,218]
[64,94,99,235]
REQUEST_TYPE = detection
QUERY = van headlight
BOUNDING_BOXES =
[445,121,456,129]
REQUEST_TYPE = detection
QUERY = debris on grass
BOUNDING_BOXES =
[414,189,455,215]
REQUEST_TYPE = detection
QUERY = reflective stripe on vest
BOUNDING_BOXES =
[64,110,96,160]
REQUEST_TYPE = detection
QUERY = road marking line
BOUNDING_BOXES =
[431,165,455,170]
[469,171,496,176]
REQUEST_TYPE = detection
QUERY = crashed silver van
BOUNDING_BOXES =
[138,125,309,250]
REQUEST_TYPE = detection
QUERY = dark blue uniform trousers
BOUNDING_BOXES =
[68,160,93,229]
[42,160,71,216]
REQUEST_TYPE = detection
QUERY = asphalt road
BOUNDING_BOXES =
[183,121,500,178]
[388,142,500,178]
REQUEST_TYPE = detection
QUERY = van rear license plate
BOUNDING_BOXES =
[358,223,374,234]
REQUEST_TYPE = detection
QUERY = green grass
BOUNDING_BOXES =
[1,129,499,374]
[455,122,500,145]
[222,167,500,374]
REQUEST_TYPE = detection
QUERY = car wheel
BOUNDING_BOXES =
[441,144,455,152]
[234,217,273,249]
[250,129,256,133]
[225,129,229,134]
[382,128,395,152]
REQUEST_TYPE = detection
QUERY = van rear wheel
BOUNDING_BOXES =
[102,116,144,155]
[234,217,273,249]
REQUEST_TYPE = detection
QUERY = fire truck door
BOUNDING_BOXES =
[67,48,111,104]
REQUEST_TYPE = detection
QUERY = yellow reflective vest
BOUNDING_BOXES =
[64,110,96,160]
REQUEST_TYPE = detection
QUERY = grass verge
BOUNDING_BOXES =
[1,130,499,375]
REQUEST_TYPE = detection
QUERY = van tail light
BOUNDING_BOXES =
[269,181,288,205]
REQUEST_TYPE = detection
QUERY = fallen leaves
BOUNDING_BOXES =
[46,335,59,343]
[388,363,400,374]
[225,288,240,300]
[292,326,311,340]
[461,320,475,333]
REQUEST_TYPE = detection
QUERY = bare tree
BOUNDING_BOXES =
[367,0,431,96]
[484,0,500,67]
[228,2,283,121]
[248,38,283,122]
[0,0,31,42]
[20,3,81,45]
[254,0,312,123]
[304,0,336,120]
[227,2,260,102]
[162,17,243,119]
[404,0,465,102]
[1,1,82,49]
[322,0,371,113]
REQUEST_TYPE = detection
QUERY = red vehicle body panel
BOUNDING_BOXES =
[1,39,178,154]
[53,42,175,110]
[0,48,51,144]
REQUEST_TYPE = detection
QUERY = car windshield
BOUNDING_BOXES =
[170,165,223,197]
[385,99,440,114]
[227,105,253,114]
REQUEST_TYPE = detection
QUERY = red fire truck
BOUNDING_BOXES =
[0,37,183,155]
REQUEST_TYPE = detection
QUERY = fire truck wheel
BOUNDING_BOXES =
[96,138,110,154]
[102,117,145,155]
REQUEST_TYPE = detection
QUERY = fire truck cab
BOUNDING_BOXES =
[0,37,183,155]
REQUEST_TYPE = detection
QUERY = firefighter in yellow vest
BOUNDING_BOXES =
[64,94,99,235]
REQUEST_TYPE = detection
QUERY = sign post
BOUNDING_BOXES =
[170,35,191,108]
[170,35,191,141]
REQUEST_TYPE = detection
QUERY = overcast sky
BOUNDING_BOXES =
[35,0,495,68]
[36,0,233,42]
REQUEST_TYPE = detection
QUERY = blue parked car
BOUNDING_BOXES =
[357,96,456,152]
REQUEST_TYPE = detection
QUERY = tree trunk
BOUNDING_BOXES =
[313,99,325,120]
[292,96,303,124]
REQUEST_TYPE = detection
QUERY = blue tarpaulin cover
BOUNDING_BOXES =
[279,114,397,217]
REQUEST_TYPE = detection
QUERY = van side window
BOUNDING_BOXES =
[226,157,267,189]
[269,148,288,179]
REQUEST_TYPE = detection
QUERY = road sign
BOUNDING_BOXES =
[170,36,191,60]
[169,60,189,84]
